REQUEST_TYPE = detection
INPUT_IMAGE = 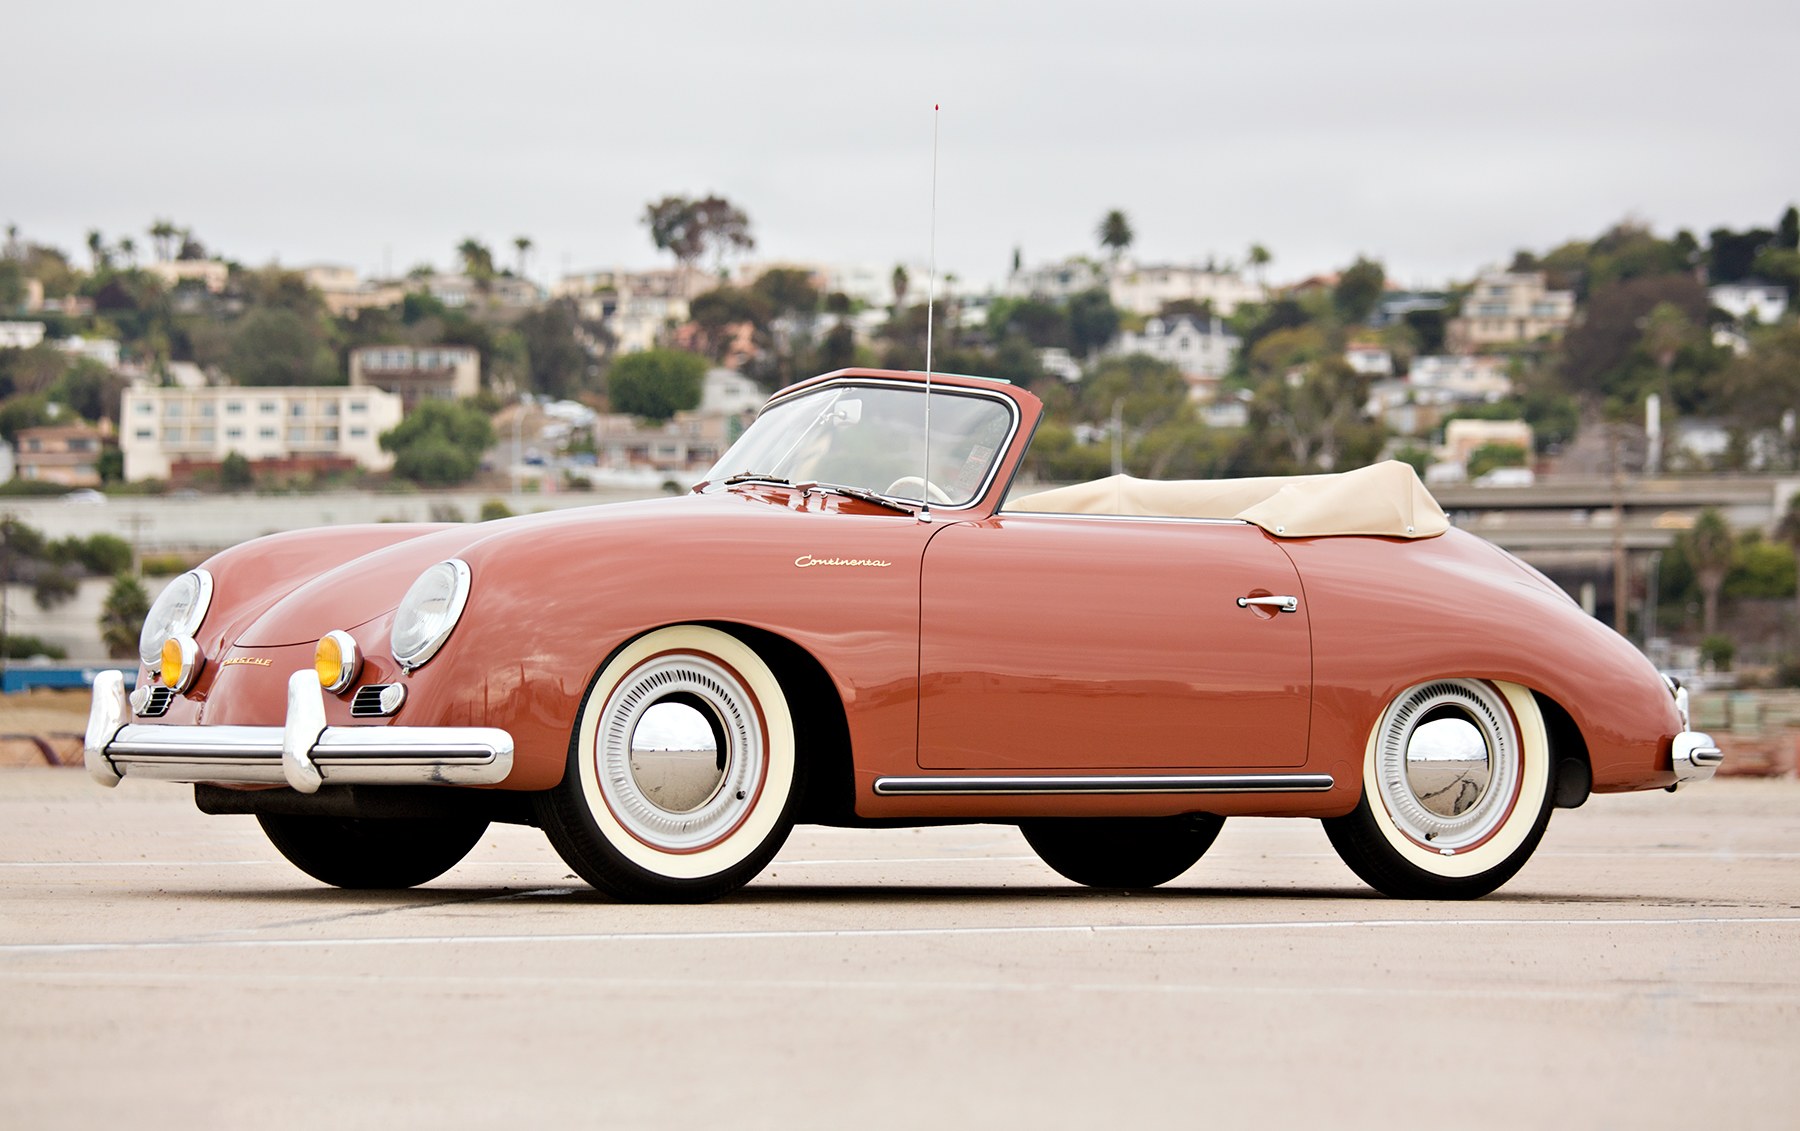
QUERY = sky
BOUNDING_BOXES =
[5,1,1797,294]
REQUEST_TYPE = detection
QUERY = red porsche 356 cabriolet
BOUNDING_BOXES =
[85,368,1719,901]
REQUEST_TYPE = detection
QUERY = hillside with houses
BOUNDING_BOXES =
[3,201,1800,669]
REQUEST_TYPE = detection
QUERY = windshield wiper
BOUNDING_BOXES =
[809,483,917,514]
[721,473,915,514]
[723,472,794,487]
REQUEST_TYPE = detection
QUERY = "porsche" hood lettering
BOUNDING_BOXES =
[221,656,274,667]
[794,555,891,569]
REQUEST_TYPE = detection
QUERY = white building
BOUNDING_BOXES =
[1344,343,1393,377]
[0,321,47,349]
[1408,354,1512,402]
[53,335,122,369]
[1006,258,1106,302]
[1709,281,1788,324]
[1107,262,1265,316]
[700,368,764,415]
[145,259,230,293]
[1111,314,1240,394]
[120,386,404,482]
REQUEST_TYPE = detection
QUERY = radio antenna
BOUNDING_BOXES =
[920,102,939,524]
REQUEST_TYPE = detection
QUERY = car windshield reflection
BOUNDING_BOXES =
[702,383,1014,507]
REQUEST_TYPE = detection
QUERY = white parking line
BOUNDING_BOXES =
[4,915,1797,956]
[1,968,1792,1006]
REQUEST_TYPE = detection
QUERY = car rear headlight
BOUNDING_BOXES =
[316,630,361,694]
[391,559,472,671]
[139,569,214,671]
[160,634,202,692]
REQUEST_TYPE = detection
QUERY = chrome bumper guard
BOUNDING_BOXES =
[84,670,515,795]
[1671,731,1723,784]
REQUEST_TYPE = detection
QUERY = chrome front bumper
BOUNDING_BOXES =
[84,670,515,794]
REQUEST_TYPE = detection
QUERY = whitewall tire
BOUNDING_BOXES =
[537,626,801,902]
[1324,679,1554,899]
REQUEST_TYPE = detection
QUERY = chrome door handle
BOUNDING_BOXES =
[1236,595,1298,613]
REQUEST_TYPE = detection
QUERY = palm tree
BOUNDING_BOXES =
[891,264,910,313]
[1688,508,1734,636]
[1247,243,1273,291]
[85,229,107,272]
[513,236,533,278]
[149,219,178,262]
[1776,495,1800,632]
[1097,210,1133,263]
[117,237,137,268]
[457,238,495,282]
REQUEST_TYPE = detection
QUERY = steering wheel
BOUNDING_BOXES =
[885,476,953,505]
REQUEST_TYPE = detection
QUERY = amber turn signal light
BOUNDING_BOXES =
[315,630,361,694]
[160,635,202,693]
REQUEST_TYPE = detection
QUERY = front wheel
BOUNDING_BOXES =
[1020,814,1225,889]
[536,625,802,903]
[1324,678,1553,900]
[257,813,488,889]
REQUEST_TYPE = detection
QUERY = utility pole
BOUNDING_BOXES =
[1611,426,1629,636]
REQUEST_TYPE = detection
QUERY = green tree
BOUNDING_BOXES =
[513,236,532,277]
[1467,443,1529,480]
[380,400,496,486]
[220,450,254,490]
[1098,210,1133,261]
[1067,288,1121,359]
[1686,508,1735,636]
[608,349,707,421]
[99,575,150,658]
[891,265,910,312]
[1720,322,1800,466]
[1333,257,1386,324]
[643,195,755,281]
[1246,243,1272,290]
[457,238,496,281]
[514,301,588,399]
[228,308,339,385]
[478,499,514,522]
[688,286,774,363]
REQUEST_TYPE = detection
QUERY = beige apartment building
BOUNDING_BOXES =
[1447,271,1575,349]
[13,423,108,486]
[120,385,403,482]
[349,345,481,408]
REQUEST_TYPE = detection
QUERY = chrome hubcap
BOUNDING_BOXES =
[1374,680,1518,851]
[597,654,764,851]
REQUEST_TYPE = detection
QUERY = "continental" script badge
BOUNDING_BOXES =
[794,555,891,569]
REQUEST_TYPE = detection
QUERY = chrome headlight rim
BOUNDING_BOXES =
[391,558,472,672]
[138,569,214,670]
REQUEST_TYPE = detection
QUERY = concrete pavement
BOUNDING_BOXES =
[2,769,1797,1129]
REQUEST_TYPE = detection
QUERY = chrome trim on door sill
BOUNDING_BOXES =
[873,773,1335,797]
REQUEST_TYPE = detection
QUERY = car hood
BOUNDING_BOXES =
[227,493,815,647]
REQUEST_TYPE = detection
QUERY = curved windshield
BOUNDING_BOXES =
[702,383,1015,507]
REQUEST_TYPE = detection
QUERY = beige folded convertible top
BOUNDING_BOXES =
[1005,459,1449,539]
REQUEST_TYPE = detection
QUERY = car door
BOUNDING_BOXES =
[918,513,1311,769]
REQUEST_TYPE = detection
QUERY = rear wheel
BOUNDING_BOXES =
[1324,678,1553,899]
[257,813,488,889]
[537,625,802,903]
[1020,814,1225,889]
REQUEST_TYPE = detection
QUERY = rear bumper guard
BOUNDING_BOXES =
[1671,731,1723,784]
[84,670,514,794]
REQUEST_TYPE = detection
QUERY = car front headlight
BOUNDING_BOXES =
[391,559,472,671]
[138,569,214,670]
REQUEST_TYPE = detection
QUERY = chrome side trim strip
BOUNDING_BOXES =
[872,773,1335,797]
